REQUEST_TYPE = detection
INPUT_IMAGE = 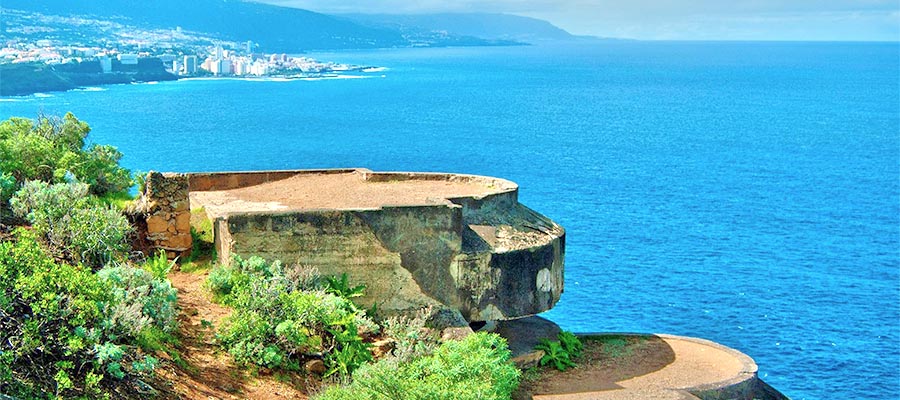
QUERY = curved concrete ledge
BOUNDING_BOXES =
[182,169,564,323]
[530,332,787,400]
[654,334,759,400]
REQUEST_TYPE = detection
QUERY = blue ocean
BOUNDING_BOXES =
[2,41,898,399]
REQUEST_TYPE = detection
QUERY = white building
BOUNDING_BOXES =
[250,61,268,76]
[98,56,113,73]
[183,55,198,74]
[233,60,248,76]
[117,54,138,65]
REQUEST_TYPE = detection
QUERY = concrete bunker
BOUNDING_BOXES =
[140,168,565,323]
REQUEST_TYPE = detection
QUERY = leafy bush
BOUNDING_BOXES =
[10,180,132,268]
[97,264,178,338]
[0,229,169,399]
[325,273,366,300]
[534,331,583,371]
[0,170,14,208]
[380,307,441,364]
[558,331,583,358]
[315,332,521,400]
[0,113,132,196]
[209,256,375,375]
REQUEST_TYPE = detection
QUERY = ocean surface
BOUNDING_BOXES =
[2,41,898,399]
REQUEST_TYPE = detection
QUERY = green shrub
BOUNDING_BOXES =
[97,264,178,337]
[0,229,167,399]
[325,273,366,300]
[380,307,440,364]
[0,170,14,208]
[558,331,583,358]
[315,332,521,400]
[534,331,583,371]
[142,250,175,280]
[209,256,374,375]
[0,113,132,196]
[10,180,132,268]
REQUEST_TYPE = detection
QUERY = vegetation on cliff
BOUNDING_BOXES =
[0,113,524,399]
[0,60,177,97]
[0,114,178,399]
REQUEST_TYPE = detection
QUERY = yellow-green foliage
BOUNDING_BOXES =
[0,230,174,399]
[315,332,521,400]
[208,256,374,376]
[0,113,132,196]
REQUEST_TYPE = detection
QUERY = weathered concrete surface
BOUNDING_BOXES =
[526,333,789,400]
[187,169,565,323]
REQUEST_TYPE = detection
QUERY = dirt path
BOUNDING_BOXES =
[155,269,314,400]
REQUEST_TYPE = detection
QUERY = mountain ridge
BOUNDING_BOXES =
[337,12,575,42]
[1,1,582,51]
[3,0,407,51]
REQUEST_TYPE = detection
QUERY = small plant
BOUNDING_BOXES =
[325,273,366,299]
[558,330,584,358]
[324,328,373,377]
[535,339,576,371]
[380,307,440,363]
[142,250,175,280]
[98,264,178,337]
[534,331,583,371]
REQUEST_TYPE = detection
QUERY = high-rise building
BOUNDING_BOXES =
[183,55,198,74]
[233,60,248,76]
[216,59,232,75]
[246,41,252,54]
[215,45,223,60]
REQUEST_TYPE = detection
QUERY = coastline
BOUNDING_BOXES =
[0,61,178,97]
[0,64,386,97]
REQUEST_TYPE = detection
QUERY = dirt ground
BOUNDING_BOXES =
[149,262,679,400]
[190,172,497,217]
[152,268,317,400]
[514,335,677,399]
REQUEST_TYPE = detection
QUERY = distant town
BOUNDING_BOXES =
[0,8,375,90]
[1,39,369,78]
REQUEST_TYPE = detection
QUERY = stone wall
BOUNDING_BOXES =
[207,193,564,322]
[188,169,358,192]
[140,172,192,259]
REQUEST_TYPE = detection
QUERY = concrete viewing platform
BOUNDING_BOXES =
[189,169,515,215]
[139,169,565,325]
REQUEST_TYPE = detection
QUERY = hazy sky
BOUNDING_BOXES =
[259,0,900,41]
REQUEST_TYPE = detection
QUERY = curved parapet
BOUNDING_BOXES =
[184,168,565,322]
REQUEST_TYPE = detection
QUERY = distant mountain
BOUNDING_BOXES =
[3,0,408,51]
[338,13,575,42]
[1,1,579,51]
